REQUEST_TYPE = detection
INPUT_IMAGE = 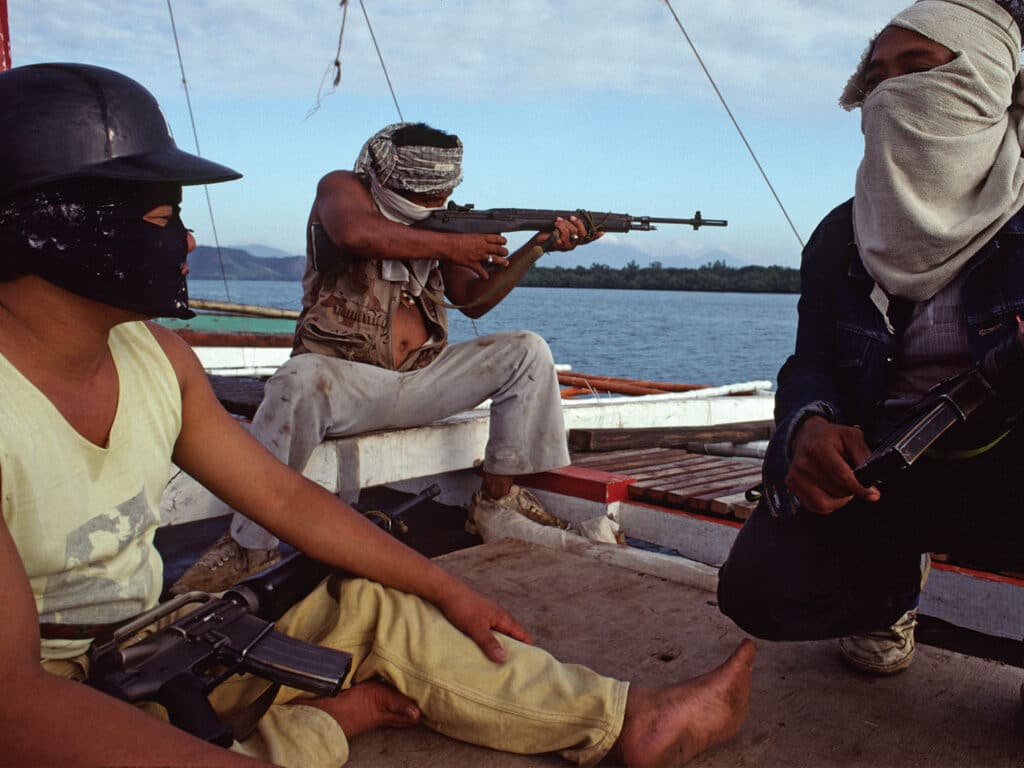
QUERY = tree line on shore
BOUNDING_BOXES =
[519,260,799,293]
[190,246,800,293]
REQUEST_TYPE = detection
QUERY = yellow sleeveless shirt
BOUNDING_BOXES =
[0,321,181,659]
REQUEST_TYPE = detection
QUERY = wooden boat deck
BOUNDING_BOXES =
[348,539,1024,767]
[571,447,761,520]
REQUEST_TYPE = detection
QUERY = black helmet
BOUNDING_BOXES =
[0,63,241,198]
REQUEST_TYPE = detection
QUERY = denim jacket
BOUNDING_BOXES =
[763,198,1024,516]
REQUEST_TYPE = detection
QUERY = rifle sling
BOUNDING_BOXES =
[923,424,1014,460]
[41,617,132,641]
[416,244,546,312]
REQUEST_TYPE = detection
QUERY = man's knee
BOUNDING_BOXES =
[263,355,337,404]
[509,330,555,369]
[716,507,830,641]
[717,549,794,640]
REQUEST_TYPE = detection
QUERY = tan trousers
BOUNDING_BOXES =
[43,577,628,768]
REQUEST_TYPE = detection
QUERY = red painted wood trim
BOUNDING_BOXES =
[517,465,636,503]
[0,0,11,72]
[931,560,1024,587]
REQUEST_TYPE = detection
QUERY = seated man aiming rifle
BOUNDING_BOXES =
[174,121,607,592]
[0,63,754,768]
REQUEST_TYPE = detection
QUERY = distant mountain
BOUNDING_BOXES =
[189,245,305,281]
[234,244,302,260]
[188,241,751,282]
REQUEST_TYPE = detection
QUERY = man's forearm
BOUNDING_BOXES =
[265,472,466,605]
[314,216,459,265]
[4,669,268,767]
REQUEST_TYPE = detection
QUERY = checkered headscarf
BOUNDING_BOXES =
[353,122,463,195]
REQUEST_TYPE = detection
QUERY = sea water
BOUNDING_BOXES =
[187,279,797,387]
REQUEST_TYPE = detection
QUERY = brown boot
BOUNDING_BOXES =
[169,533,281,595]
[466,484,569,535]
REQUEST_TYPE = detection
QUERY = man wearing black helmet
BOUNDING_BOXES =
[0,63,755,768]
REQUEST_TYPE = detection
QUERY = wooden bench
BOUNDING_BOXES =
[160,377,776,526]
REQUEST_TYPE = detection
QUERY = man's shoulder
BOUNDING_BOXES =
[803,198,854,256]
[818,198,854,232]
[316,170,368,195]
[313,170,374,217]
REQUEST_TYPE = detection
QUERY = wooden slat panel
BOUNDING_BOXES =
[685,480,763,513]
[570,448,692,472]
[708,491,759,521]
[568,420,773,452]
[648,466,762,494]
[621,455,724,481]
[660,475,762,510]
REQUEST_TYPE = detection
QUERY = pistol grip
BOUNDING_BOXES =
[159,674,233,747]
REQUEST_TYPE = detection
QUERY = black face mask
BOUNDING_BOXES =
[0,180,195,318]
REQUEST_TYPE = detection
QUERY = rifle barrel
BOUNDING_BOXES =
[419,206,727,234]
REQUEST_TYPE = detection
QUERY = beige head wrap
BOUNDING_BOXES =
[841,0,1024,315]
[352,123,463,293]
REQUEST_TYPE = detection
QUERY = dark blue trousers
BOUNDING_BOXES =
[717,429,1024,641]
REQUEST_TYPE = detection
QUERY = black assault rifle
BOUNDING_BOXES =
[87,552,349,746]
[413,202,727,236]
[853,330,1024,487]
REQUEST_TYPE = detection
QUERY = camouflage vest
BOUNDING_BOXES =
[293,242,448,371]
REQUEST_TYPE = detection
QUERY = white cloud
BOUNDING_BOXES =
[13,0,910,114]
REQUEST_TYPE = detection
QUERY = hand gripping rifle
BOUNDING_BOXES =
[853,330,1024,487]
[87,552,351,746]
[309,204,725,271]
[413,202,727,237]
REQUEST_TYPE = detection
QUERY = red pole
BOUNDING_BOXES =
[0,0,11,71]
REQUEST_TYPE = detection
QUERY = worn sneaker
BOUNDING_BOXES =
[169,533,281,595]
[839,554,931,676]
[466,484,569,535]
[838,608,919,675]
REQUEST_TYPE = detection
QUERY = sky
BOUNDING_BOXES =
[9,0,917,268]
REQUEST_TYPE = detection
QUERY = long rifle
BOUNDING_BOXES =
[413,203,726,236]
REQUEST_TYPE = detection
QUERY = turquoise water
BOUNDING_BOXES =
[186,279,797,387]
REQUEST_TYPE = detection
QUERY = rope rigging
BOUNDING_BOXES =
[661,0,805,249]
[165,0,233,300]
[310,0,403,122]
[315,1,803,250]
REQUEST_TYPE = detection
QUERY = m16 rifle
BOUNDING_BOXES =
[853,328,1024,487]
[87,552,350,746]
[85,485,445,744]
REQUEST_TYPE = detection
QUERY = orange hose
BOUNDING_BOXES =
[560,371,710,393]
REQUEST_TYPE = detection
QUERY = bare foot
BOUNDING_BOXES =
[615,638,755,768]
[295,680,421,739]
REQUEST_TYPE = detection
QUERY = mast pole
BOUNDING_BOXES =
[0,0,11,71]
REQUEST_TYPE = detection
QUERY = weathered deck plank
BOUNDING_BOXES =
[347,540,1024,768]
